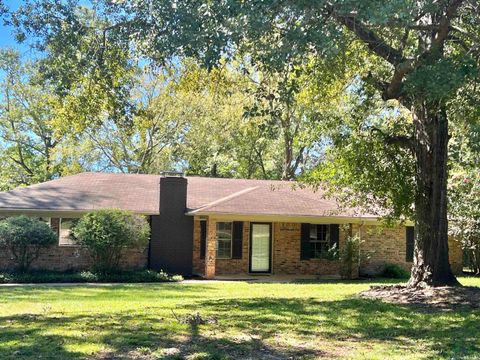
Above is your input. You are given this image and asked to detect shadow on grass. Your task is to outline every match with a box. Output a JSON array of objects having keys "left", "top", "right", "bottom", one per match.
[
  {"left": 191, "top": 296, "right": 480, "bottom": 358},
  {"left": 0, "top": 310, "right": 324, "bottom": 360},
  {"left": 0, "top": 294, "right": 479, "bottom": 359}
]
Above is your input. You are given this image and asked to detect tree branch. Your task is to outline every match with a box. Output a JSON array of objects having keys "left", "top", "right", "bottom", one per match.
[
  {"left": 327, "top": 7, "right": 406, "bottom": 65},
  {"left": 371, "top": 127, "right": 414, "bottom": 151}
]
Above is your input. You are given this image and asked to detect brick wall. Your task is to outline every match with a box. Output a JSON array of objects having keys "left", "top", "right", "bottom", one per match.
[
  {"left": 0, "top": 246, "right": 148, "bottom": 271},
  {"left": 191, "top": 219, "right": 464, "bottom": 277},
  {"left": 272, "top": 222, "right": 347, "bottom": 275},
  {"left": 216, "top": 222, "right": 249, "bottom": 275},
  {"left": 0, "top": 217, "right": 148, "bottom": 271},
  {"left": 356, "top": 224, "right": 463, "bottom": 276},
  {"left": 192, "top": 219, "right": 205, "bottom": 275},
  {"left": 192, "top": 219, "right": 250, "bottom": 276}
]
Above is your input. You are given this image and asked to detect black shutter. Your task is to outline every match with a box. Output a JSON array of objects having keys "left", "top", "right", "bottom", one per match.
[
  {"left": 329, "top": 224, "right": 339, "bottom": 248},
  {"left": 300, "top": 223, "right": 311, "bottom": 260},
  {"left": 232, "top": 221, "right": 244, "bottom": 259},
  {"left": 406, "top": 226, "right": 414, "bottom": 262},
  {"left": 200, "top": 220, "right": 207, "bottom": 259}
]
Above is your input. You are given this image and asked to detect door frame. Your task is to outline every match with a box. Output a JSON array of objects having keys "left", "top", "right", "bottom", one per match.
[{"left": 249, "top": 222, "right": 273, "bottom": 274}]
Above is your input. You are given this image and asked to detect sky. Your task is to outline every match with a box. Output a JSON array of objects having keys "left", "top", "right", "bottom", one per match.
[
  {"left": 0, "top": 0, "right": 46, "bottom": 59},
  {"left": 0, "top": 0, "right": 21, "bottom": 48}
]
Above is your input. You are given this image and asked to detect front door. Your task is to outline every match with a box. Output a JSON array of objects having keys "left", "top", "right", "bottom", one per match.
[{"left": 249, "top": 223, "right": 272, "bottom": 273}]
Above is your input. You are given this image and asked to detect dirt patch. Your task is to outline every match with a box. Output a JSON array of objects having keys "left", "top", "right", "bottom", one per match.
[{"left": 359, "top": 285, "right": 480, "bottom": 311}]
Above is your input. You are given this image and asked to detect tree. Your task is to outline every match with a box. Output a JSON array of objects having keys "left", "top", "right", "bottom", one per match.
[
  {"left": 0, "top": 216, "right": 57, "bottom": 272},
  {"left": 245, "top": 60, "right": 330, "bottom": 180},
  {"left": 0, "top": 50, "right": 62, "bottom": 189},
  {"left": 8, "top": 0, "right": 480, "bottom": 286},
  {"left": 73, "top": 209, "right": 150, "bottom": 273}
]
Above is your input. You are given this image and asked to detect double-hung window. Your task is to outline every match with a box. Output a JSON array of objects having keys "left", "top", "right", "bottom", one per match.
[
  {"left": 216, "top": 222, "right": 232, "bottom": 259},
  {"left": 310, "top": 224, "right": 330, "bottom": 259}
]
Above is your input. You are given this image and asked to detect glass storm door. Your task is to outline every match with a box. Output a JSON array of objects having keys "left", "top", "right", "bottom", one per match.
[{"left": 250, "top": 223, "right": 272, "bottom": 273}]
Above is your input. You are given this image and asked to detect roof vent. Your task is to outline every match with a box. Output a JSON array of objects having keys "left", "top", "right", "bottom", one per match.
[{"left": 160, "top": 171, "right": 185, "bottom": 178}]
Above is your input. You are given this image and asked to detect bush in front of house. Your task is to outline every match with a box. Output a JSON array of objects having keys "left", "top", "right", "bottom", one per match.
[
  {"left": 73, "top": 209, "right": 150, "bottom": 273},
  {"left": 339, "top": 235, "right": 361, "bottom": 279},
  {"left": 381, "top": 263, "right": 410, "bottom": 279},
  {"left": 0, "top": 269, "right": 183, "bottom": 284},
  {"left": 0, "top": 216, "right": 57, "bottom": 272}
]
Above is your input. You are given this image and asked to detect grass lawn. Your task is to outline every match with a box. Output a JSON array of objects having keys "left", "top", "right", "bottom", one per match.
[{"left": 0, "top": 277, "right": 479, "bottom": 359}]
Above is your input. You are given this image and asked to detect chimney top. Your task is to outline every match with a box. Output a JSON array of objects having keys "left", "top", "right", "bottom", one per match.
[{"left": 160, "top": 171, "right": 185, "bottom": 178}]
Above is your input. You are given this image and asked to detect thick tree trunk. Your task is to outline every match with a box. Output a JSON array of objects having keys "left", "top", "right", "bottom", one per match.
[{"left": 408, "top": 104, "right": 460, "bottom": 287}]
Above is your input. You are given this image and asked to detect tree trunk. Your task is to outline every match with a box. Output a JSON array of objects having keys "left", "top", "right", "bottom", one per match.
[{"left": 408, "top": 104, "right": 460, "bottom": 287}]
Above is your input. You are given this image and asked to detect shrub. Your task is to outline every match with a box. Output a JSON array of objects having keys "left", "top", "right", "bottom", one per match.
[
  {"left": 0, "top": 216, "right": 57, "bottom": 272},
  {"left": 339, "top": 235, "right": 361, "bottom": 279},
  {"left": 381, "top": 263, "right": 410, "bottom": 279},
  {"left": 73, "top": 209, "right": 150, "bottom": 273},
  {"left": 0, "top": 269, "right": 183, "bottom": 284}
]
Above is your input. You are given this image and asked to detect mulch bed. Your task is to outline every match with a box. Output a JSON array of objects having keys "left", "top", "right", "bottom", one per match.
[{"left": 359, "top": 284, "right": 480, "bottom": 311}]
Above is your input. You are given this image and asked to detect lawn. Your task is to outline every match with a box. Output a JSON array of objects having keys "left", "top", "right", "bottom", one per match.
[{"left": 0, "top": 278, "right": 479, "bottom": 360}]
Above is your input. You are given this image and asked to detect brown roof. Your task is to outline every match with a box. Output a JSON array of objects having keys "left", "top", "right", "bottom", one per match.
[{"left": 0, "top": 172, "right": 377, "bottom": 218}]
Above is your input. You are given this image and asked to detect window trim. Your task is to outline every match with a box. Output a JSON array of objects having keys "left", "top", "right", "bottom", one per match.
[{"left": 216, "top": 221, "right": 233, "bottom": 259}]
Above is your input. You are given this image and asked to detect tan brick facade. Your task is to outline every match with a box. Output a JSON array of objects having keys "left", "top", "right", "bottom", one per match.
[
  {"left": 0, "top": 217, "right": 148, "bottom": 272},
  {"left": 192, "top": 217, "right": 464, "bottom": 277},
  {"left": 0, "top": 245, "right": 148, "bottom": 271},
  {"left": 355, "top": 224, "right": 463, "bottom": 276}
]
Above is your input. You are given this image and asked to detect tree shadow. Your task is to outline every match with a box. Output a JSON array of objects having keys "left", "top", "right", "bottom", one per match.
[
  {"left": 0, "top": 310, "right": 325, "bottom": 359},
  {"left": 1, "top": 288, "right": 479, "bottom": 359},
  {"left": 191, "top": 296, "right": 480, "bottom": 358}
]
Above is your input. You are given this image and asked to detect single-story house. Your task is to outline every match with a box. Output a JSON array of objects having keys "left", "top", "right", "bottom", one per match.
[{"left": 0, "top": 172, "right": 463, "bottom": 278}]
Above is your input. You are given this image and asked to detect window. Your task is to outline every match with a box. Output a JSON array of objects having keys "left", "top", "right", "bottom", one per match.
[
  {"left": 59, "top": 218, "right": 78, "bottom": 246},
  {"left": 310, "top": 224, "right": 330, "bottom": 259},
  {"left": 216, "top": 222, "right": 232, "bottom": 259},
  {"left": 36, "top": 217, "right": 51, "bottom": 225}
]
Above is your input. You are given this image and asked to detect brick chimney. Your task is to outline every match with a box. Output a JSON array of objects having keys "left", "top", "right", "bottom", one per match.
[{"left": 149, "top": 174, "right": 193, "bottom": 275}]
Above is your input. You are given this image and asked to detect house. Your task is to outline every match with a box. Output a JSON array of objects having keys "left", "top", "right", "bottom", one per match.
[{"left": 0, "top": 172, "right": 463, "bottom": 278}]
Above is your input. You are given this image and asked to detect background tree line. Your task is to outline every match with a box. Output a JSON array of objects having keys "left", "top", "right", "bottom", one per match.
[{"left": 0, "top": 49, "right": 335, "bottom": 189}]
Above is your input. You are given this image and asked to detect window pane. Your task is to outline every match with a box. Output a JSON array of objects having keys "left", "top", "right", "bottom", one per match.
[
  {"left": 318, "top": 225, "right": 328, "bottom": 241},
  {"left": 59, "top": 218, "right": 78, "bottom": 246},
  {"left": 216, "top": 222, "right": 232, "bottom": 258},
  {"left": 309, "top": 224, "right": 317, "bottom": 241}
]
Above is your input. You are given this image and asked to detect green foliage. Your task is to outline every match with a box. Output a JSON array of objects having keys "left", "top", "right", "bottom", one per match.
[
  {"left": 308, "top": 90, "right": 416, "bottom": 219},
  {"left": 339, "top": 235, "right": 362, "bottom": 280},
  {"left": 381, "top": 264, "right": 410, "bottom": 279},
  {"left": 73, "top": 209, "right": 150, "bottom": 273},
  {"left": 0, "top": 216, "right": 57, "bottom": 272},
  {"left": 0, "top": 269, "right": 182, "bottom": 284},
  {"left": 449, "top": 171, "right": 480, "bottom": 275}
]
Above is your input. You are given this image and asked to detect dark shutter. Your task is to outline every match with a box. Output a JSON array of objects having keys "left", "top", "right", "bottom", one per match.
[
  {"left": 300, "top": 223, "right": 311, "bottom": 260},
  {"left": 329, "top": 224, "right": 339, "bottom": 248},
  {"left": 232, "top": 221, "right": 244, "bottom": 259},
  {"left": 200, "top": 220, "right": 207, "bottom": 259},
  {"left": 406, "top": 226, "right": 414, "bottom": 262}
]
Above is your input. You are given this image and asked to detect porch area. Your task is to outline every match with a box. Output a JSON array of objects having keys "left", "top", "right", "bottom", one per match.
[{"left": 192, "top": 217, "right": 346, "bottom": 279}]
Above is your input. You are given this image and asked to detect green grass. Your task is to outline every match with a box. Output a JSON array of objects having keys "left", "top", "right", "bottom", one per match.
[{"left": 0, "top": 277, "right": 479, "bottom": 359}]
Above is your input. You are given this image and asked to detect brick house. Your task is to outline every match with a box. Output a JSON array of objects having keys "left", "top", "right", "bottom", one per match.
[{"left": 0, "top": 172, "right": 463, "bottom": 278}]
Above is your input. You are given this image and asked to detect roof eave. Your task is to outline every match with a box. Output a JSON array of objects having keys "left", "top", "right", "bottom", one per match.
[{"left": 185, "top": 210, "right": 400, "bottom": 225}]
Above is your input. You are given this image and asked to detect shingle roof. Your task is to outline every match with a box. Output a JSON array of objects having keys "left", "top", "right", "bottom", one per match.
[{"left": 0, "top": 172, "right": 377, "bottom": 218}]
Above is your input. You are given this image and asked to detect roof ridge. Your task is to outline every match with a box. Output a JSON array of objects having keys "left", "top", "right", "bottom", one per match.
[{"left": 188, "top": 186, "right": 259, "bottom": 214}]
